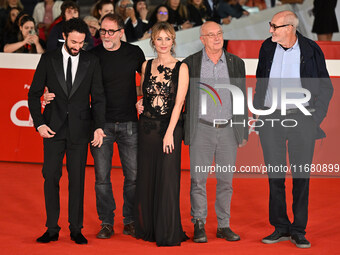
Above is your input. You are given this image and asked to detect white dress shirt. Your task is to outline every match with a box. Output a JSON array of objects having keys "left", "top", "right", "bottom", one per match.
[{"left": 61, "top": 44, "right": 79, "bottom": 84}]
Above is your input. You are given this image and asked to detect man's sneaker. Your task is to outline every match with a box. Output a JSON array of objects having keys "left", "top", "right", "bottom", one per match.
[
  {"left": 262, "top": 230, "right": 290, "bottom": 244},
  {"left": 193, "top": 219, "right": 207, "bottom": 243},
  {"left": 96, "top": 224, "right": 114, "bottom": 239},
  {"left": 290, "top": 234, "right": 311, "bottom": 248}
]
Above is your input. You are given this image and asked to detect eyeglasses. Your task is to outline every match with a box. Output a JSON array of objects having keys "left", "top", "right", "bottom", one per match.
[
  {"left": 269, "top": 22, "right": 292, "bottom": 31},
  {"left": 158, "top": 11, "right": 168, "bottom": 15},
  {"left": 99, "top": 28, "right": 121, "bottom": 36},
  {"left": 201, "top": 31, "right": 223, "bottom": 38}
]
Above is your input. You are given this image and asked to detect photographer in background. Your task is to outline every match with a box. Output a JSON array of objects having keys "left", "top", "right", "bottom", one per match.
[
  {"left": 4, "top": 14, "right": 45, "bottom": 53},
  {"left": 116, "top": 0, "right": 144, "bottom": 42}
]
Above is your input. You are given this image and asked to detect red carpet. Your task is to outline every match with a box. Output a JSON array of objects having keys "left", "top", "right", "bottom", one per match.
[{"left": 0, "top": 162, "right": 339, "bottom": 254}]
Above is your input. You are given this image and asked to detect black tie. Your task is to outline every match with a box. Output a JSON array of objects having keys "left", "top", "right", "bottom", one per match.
[
  {"left": 271, "top": 0, "right": 275, "bottom": 7},
  {"left": 66, "top": 57, "right": 72, "bottom": 95}
]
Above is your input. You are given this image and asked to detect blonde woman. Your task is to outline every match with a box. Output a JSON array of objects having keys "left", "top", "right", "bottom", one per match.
[{"left": 135, "top": 22, "right": 189, "bottom": 246}]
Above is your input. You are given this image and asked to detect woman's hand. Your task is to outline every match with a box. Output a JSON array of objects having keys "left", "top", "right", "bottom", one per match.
[
  {"left": 23, "top": 35, "right": 33, "bottom": 45},
  {"left": 163, "top": 131, "right": 174, "bottom": 154},
  {"left": 136, "top": 98, "right": 144, "bottom": 114},
  {"left": 31, "top": 34, "right": 40, "bottom": 45}
]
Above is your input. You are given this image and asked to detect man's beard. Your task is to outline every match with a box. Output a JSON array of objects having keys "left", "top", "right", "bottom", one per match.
[
  {"left": 103, "top": 40, "right": 116, "bottom": 50},
  {"left": 65, "top": 39, "right": 80, "bottom": 56}
]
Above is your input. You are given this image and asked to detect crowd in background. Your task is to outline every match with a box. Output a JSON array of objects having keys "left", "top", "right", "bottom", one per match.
[{"left": 0, "top": 0, "right": 338, "bottom": 54}]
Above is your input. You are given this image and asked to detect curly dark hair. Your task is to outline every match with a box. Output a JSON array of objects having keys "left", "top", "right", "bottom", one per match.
[{"left": 62, "top": 18, "right": 89, "bottom": 37}]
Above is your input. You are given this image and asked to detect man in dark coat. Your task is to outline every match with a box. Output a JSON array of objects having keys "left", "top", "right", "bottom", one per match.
[{"left": 254, "top": 10, "right": 333, "bottom": 249}]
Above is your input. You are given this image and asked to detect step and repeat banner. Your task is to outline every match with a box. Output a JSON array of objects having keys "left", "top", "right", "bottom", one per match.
[{"left": 0, "top": 41, "right": 339, "bottom": 171}]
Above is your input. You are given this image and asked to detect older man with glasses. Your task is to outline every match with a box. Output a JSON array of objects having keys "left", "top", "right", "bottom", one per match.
[
  {"left": 254, "top": 10, "right": 333, "bottom": 248},
  {"left": 183, "top": 21, "right": 248, "bottom": 243}
]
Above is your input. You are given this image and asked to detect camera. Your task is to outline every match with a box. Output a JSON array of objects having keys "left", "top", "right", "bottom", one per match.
[{"left": 29, "top": 29, "right": 36, "bottom": 35}]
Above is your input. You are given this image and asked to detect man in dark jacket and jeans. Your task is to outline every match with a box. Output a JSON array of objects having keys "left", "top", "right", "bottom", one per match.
[{"left": 254, "top": 10, "right": 333, "bottom": 249}]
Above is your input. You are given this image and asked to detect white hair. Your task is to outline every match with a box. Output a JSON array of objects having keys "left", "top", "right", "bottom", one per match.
[{"left": 118, "top": 0, "right": 134, "bottom": 6}]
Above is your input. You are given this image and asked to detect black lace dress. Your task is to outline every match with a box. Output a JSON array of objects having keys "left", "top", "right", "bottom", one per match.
[{"left": 135, "top": 59, "right": 188, "bottom": 246}]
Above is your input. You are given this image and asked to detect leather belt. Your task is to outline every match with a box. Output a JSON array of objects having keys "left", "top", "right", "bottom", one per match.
[{"left": 199, "top": 119, "right": 231, "bottom": 128}]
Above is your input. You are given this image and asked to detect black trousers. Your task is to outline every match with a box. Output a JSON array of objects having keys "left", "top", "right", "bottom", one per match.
[
  {"left": 42, "top": 123, "right": 88, "bottom": 234},
  {"left": 259, "top": 112, "right": 316, "bottom": 235}
]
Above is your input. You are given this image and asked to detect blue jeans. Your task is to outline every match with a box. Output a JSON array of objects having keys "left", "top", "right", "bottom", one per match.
[{"left": 90, "top": 122, "right": 138, "bottom": 226}]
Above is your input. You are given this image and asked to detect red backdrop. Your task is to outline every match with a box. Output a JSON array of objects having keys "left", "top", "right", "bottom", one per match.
[{"left": 0, "top": 41, "right": 339, "bottom": 170}]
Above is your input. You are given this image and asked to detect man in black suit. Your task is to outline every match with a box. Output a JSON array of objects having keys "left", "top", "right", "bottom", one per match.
[{"left": 28, "top": 18, "right": 106, "bottom": 245}]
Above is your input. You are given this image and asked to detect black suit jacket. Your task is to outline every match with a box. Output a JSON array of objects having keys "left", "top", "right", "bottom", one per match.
[{"left": 28, "top": 47, "right": 106, "bottom": 143}]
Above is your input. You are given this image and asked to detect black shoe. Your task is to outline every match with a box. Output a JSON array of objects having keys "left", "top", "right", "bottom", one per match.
[
  {"left": 193, "top": 219, "right": 207, "bottom": 243},
  {"left": 96, "top": 224, "right": 114, "bottom": 239},
  {"left": 290, "top": 234, "right": 311, "bottom": 248},
  {"left": 70, "top": 232, "right": 88, "bottom": 244},
  {"left": 262, "top": 230, "right": 290, "bottom": 244},
  {"left": 123, "top": 223, "right": 136, "bottom": 237},
  {"left": 36, "top": 231, "right": 59, "bottom": 243},
  {"left": 216, "top": 227, "right": 240, "bottom": 241}
]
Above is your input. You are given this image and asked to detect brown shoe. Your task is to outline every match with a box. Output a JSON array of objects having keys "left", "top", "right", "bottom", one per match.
[
  {"left": 96, "top": 224, "right": 114, "bottom": 239},
  {"left": 216, "top": 227, "right": 240, "bottom": 241},
  {"left": 123, "top": 223, "right": 135, "bottom": 237}
]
